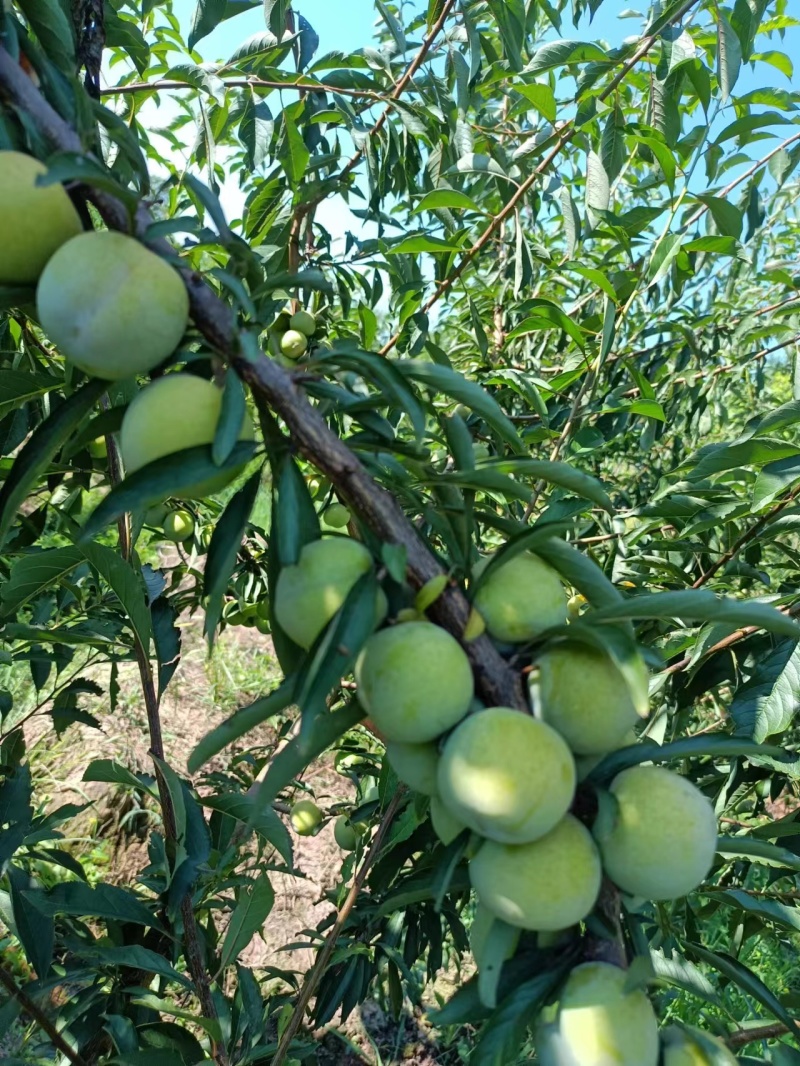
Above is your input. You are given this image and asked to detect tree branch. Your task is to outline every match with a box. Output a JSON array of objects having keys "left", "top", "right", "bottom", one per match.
[
  {"left": 727, "top": 1020, "right": 800, "bottom": 1050},
  {"left": 0, "top": 42, "right": 524, "bottom": 714},
  {"left": 0, "top": 962, "right": 89, "bottom": 1066}
]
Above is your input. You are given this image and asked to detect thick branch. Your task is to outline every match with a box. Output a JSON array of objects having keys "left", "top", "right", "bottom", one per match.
[
  {"left": 0, "top": 43, "right": 524, "bottom": 715},
  {"left": 727, "top": 1021, "right": 800, "bottom": 1050}
]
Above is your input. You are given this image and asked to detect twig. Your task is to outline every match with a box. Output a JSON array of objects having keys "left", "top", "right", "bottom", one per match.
[
  {"left": 271, "top": 790, "right": 406, "bottom": 1066},
  {"left": 727, "top": 1020, "right": 800, "bottom": 1049},
  {"left": 0, "top": 962, "right": 89, "bottom": 1066}
]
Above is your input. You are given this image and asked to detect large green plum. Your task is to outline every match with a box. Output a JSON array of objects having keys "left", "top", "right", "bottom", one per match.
[
  {"left": 280, "top": 329, "right": 308, "bottom": 359},
  {"left": 537, "top": 642, "right": 647, "bottom": 755},
  {"left": 334, "top": 816, "right": 359, "bottom": 850},
  {"left": 275, "top": 537, "right": 378, "bottom": 649},
  {"left": 469, "top": 815, "right": 601, "bottom": 931},
  {"left": 355, "top": 622, "right": 473, "bottom": 743},
  {"left": 536, "top": 962, "right": 659, "bottom": 1066},
  {"left": 437, "top": 707, "right": 575, "bottom": 843},
  {"left": 661, "top": 1026, "right": 738, "bottom": 1065},
  {"left": 290, "top": 310, "right": 317, "bottom": 336},
  {"left": 290, "top": 799, "right": 322, "bottom": 836},
  {"left": 119, "top": 374, "right": 255, "bottom": 499},
  {"left": 0, "top": 151, "right": 82, "bottom": 284},
  {"left": 37, "top": 231, "right": 189, "bottom": 380},
  {"left": 385, "top": 740, "right": 440, "bottom": 795},
  {"left": 473, "top": 552, "right": 568, "bottom": 643},
  {"left": 594, "top": 765, "right": 717, "bottom": 900}
]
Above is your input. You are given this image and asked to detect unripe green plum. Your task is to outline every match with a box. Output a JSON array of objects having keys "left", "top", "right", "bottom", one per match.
[
  {"left": 537, "top": 642, "right": 646, "bottom": 755},
  {"left": 324, "top": 502, "right": 351, "bottom": 528},
  {"left": 386, "top": 740, "right": 440, "bottom": 795},
  {"left": 290, "top": 310, "right": 317, "bottom": 336},
  {"left": 469, "top": 815, "right": 601, "bottom": 931},
  {"left": 274, "top": 537, "right": 378, "bottom": 649},
  {"left": 119, "top": 374, "right": 255, "bottom": 499},
  {"left": 37, "top": 231, "right": 189, "bottom": 380},
  {"left": 536, "top": 962, "right": 659, "bottom": 1066},
  {"left": 661, "top": 1025, "right": 738, "bottom": 1066},
  {"left": 290, "top": 799, "right": 323, "bottom": 836},
  {"left": 473, "top": 552, "right": 568, "bottom": 644},
  {"left": 162, "top": 509, "right": 195, "bottom": 542},
  {"left": 355, "top": 622, "right": 474, "bottom": 744},
  {"left": 0, "top": 151, "right": 82, "bottom": 284},
  {"left": 334, "top": 816, "right": 359, "bottom": 850},
  {"left": 437, "top": 707, "right": 575, "bottom": 844},
  {"left": 594, "top": 765, "right": 717, "bottom": 900},
  {"left": 88, "top": 437, "right": 108, "bottom": 461},
  {"left": 280, "top": 329, "right": 308, "bottom": 359},
  {"left": 144, "top": 503, "right": 170, "bottom": 527},
  {"left": 430, "top": 796, "right": 467, "bottom": 845}
]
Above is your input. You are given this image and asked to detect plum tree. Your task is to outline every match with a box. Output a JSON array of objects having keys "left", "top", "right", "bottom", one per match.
[
  {"left": 430, "top": 796, "right": 467, "bottom": 845},
  {"left": 0, "top": 151, "right": 82, "bottom": 284},
  {"left": 536, "top": 962, "right": 659, "bottom": 1066},
  {"left": 290, "top": 800, "right": 322, "bottom": 836},
  {"left": 593, "top": 766, "right": 718, "bottom": 900},
  {"left": 323, "top": 503, "right": 351, "bottom": 528},
  {"left": 355, "top": 621, "right": 474, "bottom": 743},
  {"left": 290, "top": 310, "right": 317, "bottom": 336},
  {"left": 469, "top": 815, "right": 601, "bottom": 931},
  {"left": 280, "top": 329, "right": 309, "bottom": 359},
  {"left": 162, "top": 510, "right": 195, "bottom": 543},
  {"left": 473, "top": 552, "right": 568, "bottom": 643},
  {"left": 333, "top": 816, "right": 359, "bottom": 850},
  {"left": 37, "top": 231, "right": 189, "bottom": 380},
  {"left": 119, "top": 374, "right": 255, "bottom": 498},
  {"left": 274, "top": 537, "right": 381, "bottom": 649},
  {"left": 437, "top": 707, "right": 575, "bottom": 843},
  {"left": 661, "top": 1025, "right": 738, "bottom": 1065},
  {"left": 536, "top": 642, "right": 646, "bottom": 755},
  {"left": 385, "top": 740, "right": 440, "bottom": 795}
]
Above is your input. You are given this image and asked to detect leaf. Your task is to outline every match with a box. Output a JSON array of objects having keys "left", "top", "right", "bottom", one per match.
[
  {"left": 213, "top": 372, "right": 247, "bottom": 467},
  {"left": 716, "top": 835, "right": 800, "bottom": 873},
  {"left": 152, "top": 597, "right": 182, "bottom": 700},
  {"left": 188, "top": 0, "right": 227, "bottom": 49},
  {"left": 730, "top": 639, "right": 800, "bottom": 742},
  {"left": 202, "top": 793, "right": 292, "bottom": 865},
  {"left": 710, "top": 889, "right": 800, "bottom": 935},
  {"left": 386, "top": 235, "right": 464, "bottom": 254},
  {"left": 0, "top": 379, "right": 106, "bottom": 549},
  {"left": 0, "top": 369, "right": 62, "bottom": 415},
  {"left": 516, "top": 83, "right": 557, "bottom": 124},
  {"left": 396, "top": 361, "right": 522, "bottom": 449},
  {"left": 279, "top": 112, "right": 310, "bottom": 187},
  {"left": 588, "top": 735, "right": 788, "bottom": 784},
  {"left": 0, "top": 547, "right": 84, "bottom": 616},
  {"left": 25, "top": 882, "right": 161, "bottom": 928},
  {"left": 753, "top": 454, "right": 800, "bottom": 509},
  {"left": 80, "top": 442, "right": 257, "bottom": 539},
  {"left": 264, "top": 0, "right": 289, "bottom": 39},
  {"left": 685, "top": 943, "right": 799, "bottom": 1036},
  {"left": 471, "top": 968, "right": 566, "bottom": 1066},
  {"left": 71, "top": 944, "right": 191, "bottom": 988},
  {"left": 717, "top": 9, "right": 742, "bottom": 102},
  {"left": 696, "top": 195, "right": 743, "bottom": 239},
  {"left": 240, "top": 90, "right": 274, "bottom": 171},
  {"left": 8, "top": 867, "right": 53, "bottom": 978},
  {"left": 482, "top": 459, "right": 613, "bottom": 512},
  {"left": 586, "top": 150, "right": 610, "bottom": 215},
  {"left": 587, "top": 591, "right": 800, "bottom": 639},
  {"left": 78, "top": 542, "right": 152, "bottom": 652},
  {"left": 525, "top": 39, "right": 609, "bottom": 76},
  {"left": 83, "top": 759, "right": 156, "bottom": 795},
  {"left": 204, "top": 470, "right": 262, "bottom": 641},
  {"left": 414, "top": 190, "right": 483, "bottom": 214},
  {"left": 16, "top": 0, "right": 75, "bottom": 73},
  {"left": 219, "top": 873, "right": 275, "bottom": 970},
  {"left": 188, "top": 679, "right": 297, "bottom": 773}
]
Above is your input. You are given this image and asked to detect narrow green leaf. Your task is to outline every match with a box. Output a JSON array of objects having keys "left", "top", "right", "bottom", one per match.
[
  {"left": 188, "top": 679, "right": 297, "bottom": 773},
  {"left": 220, "top": 873, "right": 275, "bottom": 970},
  {"left": 588, "top": 591, "right": 800, "bottom": 639},
  {"left": 589, "top": 735, "right": 788, "bottom": 784}
]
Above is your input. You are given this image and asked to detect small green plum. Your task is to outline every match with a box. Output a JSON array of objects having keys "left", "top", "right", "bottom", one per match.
[
  {"left": 289, "top": 309, "right": 317, "bottom": 336},
  {"left": 334, "top": 816, "right": 359, "bottom": 851},
  {"left": 162, "top": 510, "right": 195, "bottom": 542},
  {"left": 469, "top": 815, "right": 601, "bottom": 932},
  {"left": 355, "top": 622, "right": 474, "bottom": 744},
  {"left": 280, "top": 329, "right": 309, "bottom": 359},
  {"left": 88, "top": 437, "right": 108, "bottom": 461},
  {"left": 661, "top": 1025, "right": 738, "bottom": 1066},
  {"left": 473, "top": 552, "right": 568, "bottom": 644},
  {"left": 386, "top": 741, "right": 440, "bottom": 795},
  {"left": 537, "top": 642, "right": 647, "bottom": 755},
  {"left": 120, "top": 374, "right": 255, "bottom": 499},
  {"left": 37, "top": 231, "right": 189, "bottom": 380},
  {"left": 0, "top": 151, "right": 82, "bottom": 284},
  {"left": 274, "top": 537, "right": 378, "bottom": 649},
  {"left": 290, "top": 799, "right": 323, "bottom": 836},
  {"left": 593, "top": 765, "right": 718, "bottom": 901},
  {"left": 323, "top": 503, "right": 351, "bottom": 528},
  {"left": 536, "top": 962, "right": 659, "bottom": 1066},
  {"left": 437, "top": 708, "right": 575, "bottom": 844}
]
